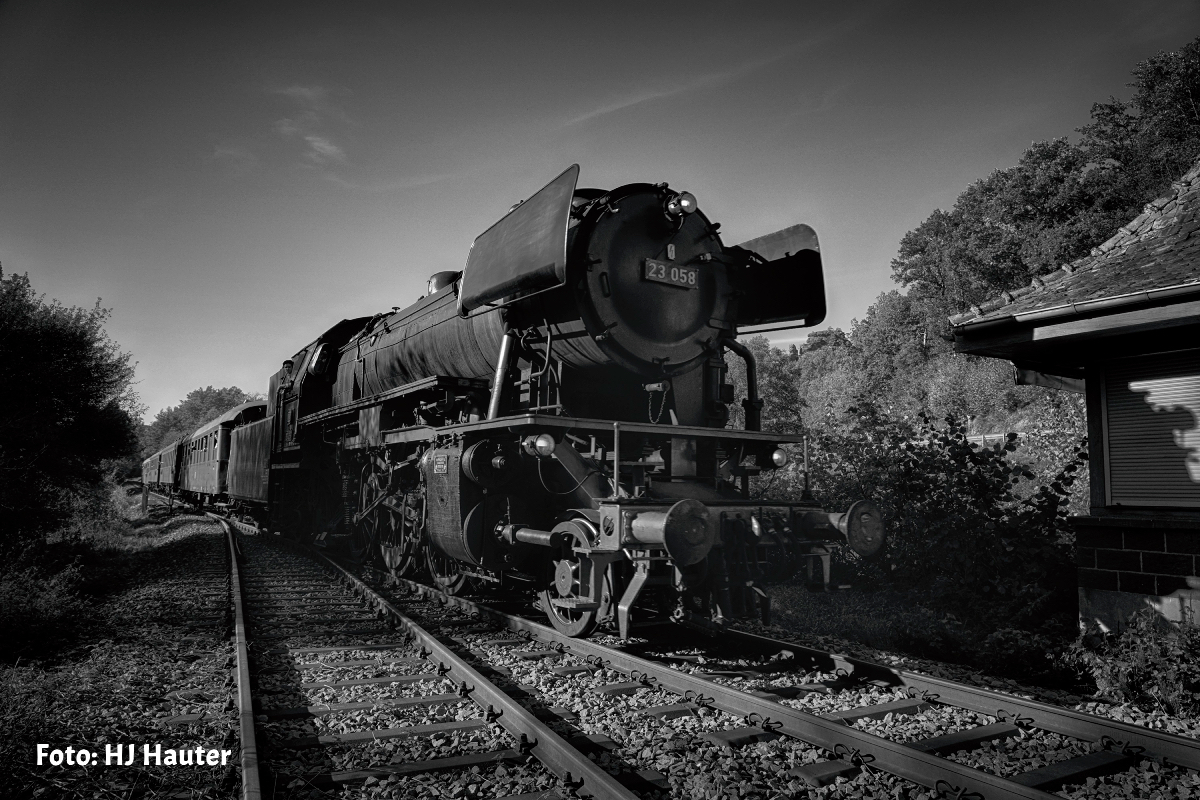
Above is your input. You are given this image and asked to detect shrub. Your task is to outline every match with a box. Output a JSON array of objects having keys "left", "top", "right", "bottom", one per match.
[
  {"left": 0, "top": 269, "right": 141, "bottom": 558},
  {"left": 977, "top": 628, "right": 1080, "bottom": 687},
  {"left": 0, "top": 481, "right": 144, "bottom": 661},
  {"left": 1070, "top": 608, "right": 1200, "bottom": 716},
  {"left": 0, "top": 564, "right": 87, "bottom": 659},
  {"left": 0, "top": 664, "right": 65, "bottom": 797},
  {"left": 762, "top": 406, "right": 1084, "bottom": 632}
]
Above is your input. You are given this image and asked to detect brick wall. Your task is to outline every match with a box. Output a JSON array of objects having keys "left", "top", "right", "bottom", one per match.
[{"left": 1074, "top": 516, "right": 1200, "bottom": 597}]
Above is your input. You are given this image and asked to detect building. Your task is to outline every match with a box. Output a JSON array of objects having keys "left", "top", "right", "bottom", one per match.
[{"left": 950, "top": 159, "right": 1200, "bottom": 630}]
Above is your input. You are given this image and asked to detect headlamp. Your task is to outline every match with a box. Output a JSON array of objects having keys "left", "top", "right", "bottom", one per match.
[
  {"left": 665, "top": 191, "right": 698, "bottom": 217},
  {"left": 524, "top": 433, "right": 557, "bottom": 457}
]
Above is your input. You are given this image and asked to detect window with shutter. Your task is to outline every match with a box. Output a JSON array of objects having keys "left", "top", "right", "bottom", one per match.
[{"left": 1103, "top": 349, "right": 1200, "bottom": 508}]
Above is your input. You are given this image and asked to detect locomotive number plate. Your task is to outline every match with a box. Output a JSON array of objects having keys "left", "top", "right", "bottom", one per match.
[{"left": 645, "top": 259, "right": 698, "bottom": 289}]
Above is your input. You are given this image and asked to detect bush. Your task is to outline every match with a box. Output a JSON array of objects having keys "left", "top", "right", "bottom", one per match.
[
  {"left": 0, "top": 482, "right": 145, "bottom": 661},
  {"left": 762, "top": 406, "right": 1084, "bottom": 632},
  {"left": 0, "top": 664, "right": 66, "bottom": 797},
  {"left": 1070, "top": 608, "right": 1200, "bottom": 716},
  {"left": 0, "top": 565, "right": 87, "bottom": 658},
  {"left": 0, "top": 269, "right": 141, "bottom": 559},
  {"left": 977, "top": 627, "right": 1081, "bottom": 687}
]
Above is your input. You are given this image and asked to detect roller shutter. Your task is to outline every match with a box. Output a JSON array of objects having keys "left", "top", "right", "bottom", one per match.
[{"left": 1104, "top": 349, "right": 1200, "bottom": 508}]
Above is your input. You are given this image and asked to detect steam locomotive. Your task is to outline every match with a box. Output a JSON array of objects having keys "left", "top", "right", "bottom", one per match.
[{"left": 144, "top": 166, "right": 883, "bottom": 638}]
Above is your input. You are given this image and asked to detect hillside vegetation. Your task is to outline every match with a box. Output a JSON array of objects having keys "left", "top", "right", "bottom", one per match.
[{"left": 728, "top": 38, "right": 1200, "bottom": 688}]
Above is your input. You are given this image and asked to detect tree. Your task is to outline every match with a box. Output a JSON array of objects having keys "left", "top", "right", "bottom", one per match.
[
  {"left": 892, "top": 139, "right": 1142, "bottom": 315},
  {"left": 0, "top": 269, "right": 140, "bottom": 554},
  {"left": 1080, "top": 37, "right": 1200, "bottom": 208},
  {"left": 893, "top": 37, "right": 1200, "bottom": 319},
  {"left": 792, "top": 328, "right": 861, "bottom": 428},
  {"left": 725, "top": 335, "right": 804, "bottom": 433},
  {"left": 849, "top": 291, "right": 955, "bottom": 411},
  {"left": 141, "top": 386, "right": 260, "bottom": 457}
]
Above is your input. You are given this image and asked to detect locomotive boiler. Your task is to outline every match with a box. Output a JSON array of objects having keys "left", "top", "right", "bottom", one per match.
[{"left": 197, "top": 165, "right": 884, "bottom": 638}]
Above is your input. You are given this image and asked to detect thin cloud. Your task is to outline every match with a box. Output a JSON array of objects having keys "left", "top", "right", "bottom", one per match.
[
  {"left": 273, "top": 118, "right": 300, "bottom": 137},
  {"left": 304, "top": 135, "right": 346, "bottom": 164},
  {"left": 271, "top": 84, "right": 352, "bottom": 166},
  {"left": 277, "top": 85, "right": 329, "bottom": 106},
  {"left": 210, "top": 144, "right": 259, "bottom": 175},
  {"left": 564, "top": 46, "right": 799, "bottom": 126},
  {"left": 324, "top": 171, "right": 456, "bottom": 193},
  {"left": 564, "top": 12, "right": 874, "bottom": 127},
  {"left": 565, "top": 87, "right": 681, "bottom": 126}
]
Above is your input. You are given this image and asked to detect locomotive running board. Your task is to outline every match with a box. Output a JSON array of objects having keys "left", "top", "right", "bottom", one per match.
[{"left": 440, "top": 412, "right": 807, "bottom": 444}]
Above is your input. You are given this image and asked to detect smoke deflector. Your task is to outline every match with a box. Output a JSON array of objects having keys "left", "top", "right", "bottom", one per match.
[{"left": 457, "top": 165, "right": 579, "bottom": 315}]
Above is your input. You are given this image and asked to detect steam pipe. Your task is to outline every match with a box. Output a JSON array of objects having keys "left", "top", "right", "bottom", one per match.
[
  {"left": 725, "top": 339, "right": 762, "bottom": 432},
  {"left": 487, "top": 330, "right": 516, "bottom": 420},
  {"left": 611, "top": 421, "right": 621, "bottom": 498}
]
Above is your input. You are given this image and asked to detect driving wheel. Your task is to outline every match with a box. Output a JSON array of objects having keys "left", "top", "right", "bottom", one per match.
[
  {"left": 426, "top": 545, "right": 470, "bottom": 595},
  {"left": 380, "top": 489, "right": 424, "bottom": 577}
]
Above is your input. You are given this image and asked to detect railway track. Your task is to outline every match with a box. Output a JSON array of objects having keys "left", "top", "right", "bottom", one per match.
[
  {"left": 215, "top": 515, "right": 638, "bottom": 800},
  {"left": 353, "top": 565, "right": 1200, "bottom": 799},
  {"left": 212, "top": 518, "right": 1200, "bottom": 799}
]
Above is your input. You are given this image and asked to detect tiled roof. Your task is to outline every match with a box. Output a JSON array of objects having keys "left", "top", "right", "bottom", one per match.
[{"left": 949, "top": 157, "right": 1200, "bottom": 328}]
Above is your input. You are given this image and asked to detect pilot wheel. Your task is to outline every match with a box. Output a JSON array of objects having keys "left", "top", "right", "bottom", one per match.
[{"left": 538, "top": 519, "right": 610, "bottom": 637}]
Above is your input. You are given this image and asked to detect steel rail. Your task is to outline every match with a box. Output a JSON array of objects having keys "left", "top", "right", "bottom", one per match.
[
  {"left": 217, "top": 517, "right": 263, "bottom": 800},
  {"left": 391, "top": 577, "right": 1078, "bottom": 800},
  {"left": 279, "top": 542, "right": 640, "bottom": 800},
  {"left": 714, "top": 625, "right": 1200, "bottom": 770},
  {"left": 220, "top": 520, "right": 1200, "bottom": 791}
]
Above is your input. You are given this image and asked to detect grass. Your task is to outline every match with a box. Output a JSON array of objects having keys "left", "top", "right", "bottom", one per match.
[
  {"left": 0, "top": 483, "right": 210, "bottom": 664},
  {"left": 0, "top": 489, "right": 232, "bottom": 800}
]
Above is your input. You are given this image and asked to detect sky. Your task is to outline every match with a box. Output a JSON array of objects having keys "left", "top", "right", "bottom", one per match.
[{"left": 1, "top": 1, "right": 1197, "bottom": 421}]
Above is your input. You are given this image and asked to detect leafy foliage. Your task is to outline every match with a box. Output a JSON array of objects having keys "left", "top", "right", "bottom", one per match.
[
  {"left": 732, "top": 39, "right": 1200, "bottom": 644},
  {"left": 815, "top": 411, "right": 1084, "bottom": 627},
  {"left": 0, "top": 564, "right": 87, "bottom": 657},
  {"left": 724, "top": 335, "right": 804, "bottom": 433},
  {"left": 752, "top": 398, "right": 1086, "bottom": 638},
  {"left": 140, "top": 385, "right": 260, "bottom": 457},
  {"left": 894, "top": 37, "right": 1200, "bottom": 315},
  {"left": 1080, "top": 38, "right": 1200, "bottom": 214},
  {"left": 1070, "top": 608, "right": 1200, "bottom": 716},
  {"left": 0, "top": 269, "right": 141, "bottom": 556}
]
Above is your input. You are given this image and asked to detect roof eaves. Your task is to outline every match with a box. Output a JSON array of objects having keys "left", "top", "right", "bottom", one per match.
[
  {"left": 948, "top": 156, "right": 1200, "bottom": 329},
  {"left": 953, "top": 279, "right": 1200, "bottom": 336}
]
